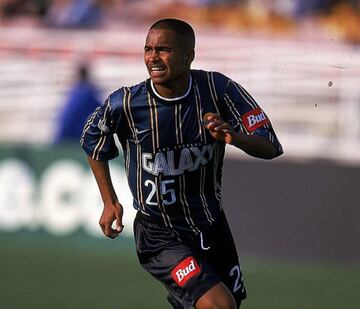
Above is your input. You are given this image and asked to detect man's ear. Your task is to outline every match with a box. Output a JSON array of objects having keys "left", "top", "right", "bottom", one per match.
[{"left": 184, "top": 50, "right": 195, "bottom": 66}]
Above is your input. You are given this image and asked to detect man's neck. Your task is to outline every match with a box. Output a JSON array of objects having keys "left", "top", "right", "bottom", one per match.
[{"left": 152, "top": 75, "right": 191, "bottom": 99}]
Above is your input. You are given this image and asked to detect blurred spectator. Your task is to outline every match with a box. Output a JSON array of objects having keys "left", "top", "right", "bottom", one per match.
[
  {"left": 0, "top": 0, "right": 50, "bottom": 20},
  {"left": 54, "top": 63, "right": 101, "bottom": 144},
  {"left": 45, "top": 0, "right": 104, "bottom": 29}
]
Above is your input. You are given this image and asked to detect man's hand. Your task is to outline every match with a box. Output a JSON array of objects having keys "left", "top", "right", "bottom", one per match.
[
  {"left": 99, "top": 200, "right": 124, "bottom": 239},
  {"left": 203, "top": 113, "right": 235, "bottom": 144},
  {"left": 203, "top": 113, "right": 279, "bottom": 159}
]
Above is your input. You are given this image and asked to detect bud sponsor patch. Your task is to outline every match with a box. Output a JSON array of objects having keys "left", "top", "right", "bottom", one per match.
[
  {"left": 171, "top": 256, "right": 201, "bottom": 287},
  {"left": 242, "top": 108, "right": 269, "bottom": 132}
]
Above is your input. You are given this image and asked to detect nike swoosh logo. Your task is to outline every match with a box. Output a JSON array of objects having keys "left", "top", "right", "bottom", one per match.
[{"left": 135, "top": 128, "right": 152, "bottom": 135}]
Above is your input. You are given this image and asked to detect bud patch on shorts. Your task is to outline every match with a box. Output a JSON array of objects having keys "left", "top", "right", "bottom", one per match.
[
  {"left": 171, "top": 256, "right": 201, "bottom": 287},
  {"left": 242, "top": 108, "right": 269, "bottom": 132}
]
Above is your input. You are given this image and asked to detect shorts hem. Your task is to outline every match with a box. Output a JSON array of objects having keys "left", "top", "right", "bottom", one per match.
[{"left": 189, "top": 278, "right": 221, "bottom": 308}]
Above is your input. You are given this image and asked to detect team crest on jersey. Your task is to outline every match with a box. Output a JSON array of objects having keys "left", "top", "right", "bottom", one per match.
[
  {"left": 98, "top": 118, "right": 109, "bottom": 133},
  {"left": 242, "top": 107, "right": 269, "bottom": 132},
  {"left": 171, "top": 256, "right": 201, "bottom": 287}
]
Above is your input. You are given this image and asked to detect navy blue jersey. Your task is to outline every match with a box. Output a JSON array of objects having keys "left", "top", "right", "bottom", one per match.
[{"left": 81, "top": 70, "right": 283, "bottom": 232}]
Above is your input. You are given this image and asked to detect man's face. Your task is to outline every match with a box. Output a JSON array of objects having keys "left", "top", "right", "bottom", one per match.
[{"left": 144, "top": 28, "right": 192, "bottom": 86}]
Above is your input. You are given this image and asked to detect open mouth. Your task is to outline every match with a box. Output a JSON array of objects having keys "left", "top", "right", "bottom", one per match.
[{"left": 149, "top": 66, "right": 166, "bottom": 77}]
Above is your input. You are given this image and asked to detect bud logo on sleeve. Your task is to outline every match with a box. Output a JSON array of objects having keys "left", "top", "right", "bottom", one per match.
[
  {"left": 171, "top": 256, "right": 201, "bottom": 287},
  {"left": 242, "top": 107, "right": 270, "bottom": 131}
]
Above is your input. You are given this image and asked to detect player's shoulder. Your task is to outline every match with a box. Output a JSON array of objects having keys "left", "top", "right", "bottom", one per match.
[
  {"left": 107, "top": 80, "right": 147, "bottom": 106},
  {"left": 191, "top": 69, "right": 230, "bottom": 88},
  {"left": 191, "top": 69, "right": 231, "bottom": 98}
]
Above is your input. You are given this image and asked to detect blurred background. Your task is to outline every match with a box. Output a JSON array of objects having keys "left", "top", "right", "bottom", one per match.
[{"left": 0, "top": 0, "right": 359, "bottom": 308}]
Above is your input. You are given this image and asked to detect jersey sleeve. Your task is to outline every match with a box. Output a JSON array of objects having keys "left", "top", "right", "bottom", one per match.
[
  {"left": 80, "top": 90, "right": 123, "bottom": 161},
  {"left": 218, "top": 76, "right": 283, "bottom": 156}
]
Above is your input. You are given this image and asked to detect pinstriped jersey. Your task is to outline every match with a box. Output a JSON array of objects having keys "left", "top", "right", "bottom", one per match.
[{"left": 81, "top": 70, "right": 283, "bottom": 232}]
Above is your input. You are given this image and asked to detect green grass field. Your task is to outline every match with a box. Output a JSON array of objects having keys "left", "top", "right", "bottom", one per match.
[{"left": 1, "top": 231, "right": 359, "bottom": 309}]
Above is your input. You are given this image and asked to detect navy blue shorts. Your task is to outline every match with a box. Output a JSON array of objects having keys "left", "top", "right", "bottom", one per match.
[{"left": 133, "top": 210, "right": 247, "bottom": 308}]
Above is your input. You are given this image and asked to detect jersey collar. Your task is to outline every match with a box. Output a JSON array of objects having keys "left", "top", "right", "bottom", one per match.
[{"left": 149, "top": 76, "right": 192, "bottom": 103}]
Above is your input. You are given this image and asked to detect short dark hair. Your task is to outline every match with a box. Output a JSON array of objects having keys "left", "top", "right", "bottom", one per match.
[{"left": 149, "top": 18, "right": 195, "bottom": 50}]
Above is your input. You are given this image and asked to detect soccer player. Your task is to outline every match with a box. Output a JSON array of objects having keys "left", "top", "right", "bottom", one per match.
[{"left": 81, "top": 18, "right": 283, "bottom": 309}]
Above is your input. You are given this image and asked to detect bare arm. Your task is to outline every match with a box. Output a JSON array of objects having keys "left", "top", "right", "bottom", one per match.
[
  {"left": 87, "top": 156, "right": 124, "bottom": 238},
  {"left": 204, "top": 113, "right": 278, "bottom": 160},
  {"left": 229, "top": 132, "right": 278, "bottom": 159}
]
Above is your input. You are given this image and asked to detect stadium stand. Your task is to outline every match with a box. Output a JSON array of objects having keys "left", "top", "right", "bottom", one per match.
[
  {"left": 0, "top": 25, "right": 359, "bottom": 164},
  {"left": 0, "top": 1, "right": 359, "bottom": 164}
]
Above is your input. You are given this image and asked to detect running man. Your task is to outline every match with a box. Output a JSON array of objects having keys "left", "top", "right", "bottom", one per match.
[{"left": 81, "top": 18, "right": 283, "bottom": 309}]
